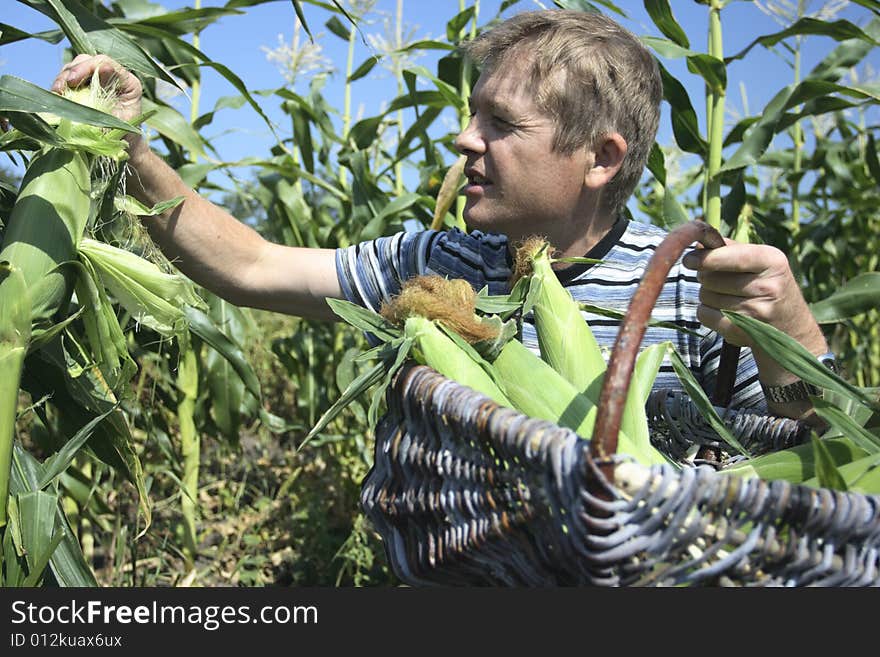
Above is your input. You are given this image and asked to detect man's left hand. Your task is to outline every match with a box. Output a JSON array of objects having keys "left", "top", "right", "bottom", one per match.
[{"left": 682, "top": 238, "right": 828, "bottom": 384}]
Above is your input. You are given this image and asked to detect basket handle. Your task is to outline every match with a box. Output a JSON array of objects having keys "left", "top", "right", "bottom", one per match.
[{"left": 589, "top": 220, "right": 740, "bottom": 474}]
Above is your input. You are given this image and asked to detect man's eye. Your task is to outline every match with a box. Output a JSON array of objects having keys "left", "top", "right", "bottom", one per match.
[{"left": 492, "top": 115, "right": 513, "bottom": 128}]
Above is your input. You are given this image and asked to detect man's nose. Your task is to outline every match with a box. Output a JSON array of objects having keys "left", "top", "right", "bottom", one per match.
[{"left": 454, "top": 116, "right": 485, "bottom": 155}]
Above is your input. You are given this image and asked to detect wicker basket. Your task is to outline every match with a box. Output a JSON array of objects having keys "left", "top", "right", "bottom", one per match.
[{"left": 359, "top": 221, "right": 880, "bottom": 586}]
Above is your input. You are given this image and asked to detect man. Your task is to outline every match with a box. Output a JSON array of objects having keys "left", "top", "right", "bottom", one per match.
[{"left": 51, "top": 9, "right": 830, "bottom": 420}]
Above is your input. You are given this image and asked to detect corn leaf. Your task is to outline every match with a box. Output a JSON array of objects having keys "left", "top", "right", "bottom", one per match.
[
  {"left": 35, "top": 339, "right": 152, "bottom": 538},
  {"left": 810, "top": 272, "right": 880, "bottom": 323},
  {"left": 368, "top": 337, "right": 413, "bottom": 431},
  {"left": 723, "top": 436, "right": 865, "bottom": 483},
  {"left": 15, "top": 490, "right": 58, "bottom": 574},
  {"left": 811, "top": 436, "right": 849, "bottom": 491},
  {"left": 21, "top": 0, "right": 180, "bottom": 88},
  {"left": 723, "top": 310, "right": 879, "bottom": 410},
  {"left": 726, "top": 16, "right": 879, "bottom": 64},
  {"left": 578, "top": 303, "right": 703, "bottom": 338},
  {"left": 810, "top": 397, "right": 880, "bottom": 453},
  {"left": 37, "top": 405, "right": 119, "bottom": 489},
  {"left": 301, "top": 341, "right": 403, "bottom": 449},
  {"left": 0, "top": 75, "right": 136, "bottom": 133},
  {"left": 9, "top": 444, "right": 97, "bottom": 586},
  {"left": 183, "top": 306, "right": 298, "bottom": 433},
  {"left": 203, "top": 295, "right": 249, "bottom": 443},
  {"left": 2, "top": 500, "right": 26, "bottom": 585},
  {"left": 643, "top": 0, "right": 689, "bottom": 48},
  {"left": 657, "top": 61, "right": 707, "bottom": 156},
  {"left": 113, "top": 21, "right": 284, "bottom": 145},
  {"left": 667, "top": 346, "right": 750, "bottom": 457},
  {"left": 141, "top": 99, "right": 207, "bottom": 161},
  {"left": 114, "top": 194, "right": 185, "bottom": 217},
  {"left": 833, "top": 454, "right": 880, "bottom": 494},
  {"left": 22, "top": 530, "right": 65, "bottom": 587},
  {"left": 326, "top": 297, "right": 401, "bottom": 343}
]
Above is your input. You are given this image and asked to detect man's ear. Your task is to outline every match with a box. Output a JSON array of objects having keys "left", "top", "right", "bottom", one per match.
[{"left": 584, "top": 133, "right": 627, "bottom": 189}]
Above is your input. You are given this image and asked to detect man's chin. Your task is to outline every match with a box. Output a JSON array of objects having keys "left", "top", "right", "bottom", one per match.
[{"left": 462, "top": 208, "right": 499, "bottom": 234}]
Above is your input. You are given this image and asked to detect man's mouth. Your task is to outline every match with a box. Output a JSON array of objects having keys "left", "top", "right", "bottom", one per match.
[{"left": 464, "top": 168, "right": 491, "bottom": 188}]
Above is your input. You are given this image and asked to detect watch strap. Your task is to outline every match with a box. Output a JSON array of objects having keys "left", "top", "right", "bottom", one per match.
[{"left": 760, "top": 351, "right": 838, "bottom": 403}]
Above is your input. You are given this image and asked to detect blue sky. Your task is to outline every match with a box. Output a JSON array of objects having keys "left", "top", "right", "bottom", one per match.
[{"left": 2, "top": 0, "right": 878, "bottom": 206}]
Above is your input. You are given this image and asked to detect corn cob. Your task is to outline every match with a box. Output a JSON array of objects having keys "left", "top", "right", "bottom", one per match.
[
  {"left": 78, "top": 237, "right": 204, "bottom": 337},
  {"left": 403, "top": 315, "right": 511, "bottom": 406},
  {"left": 511, "top": 240, "right": 669, "bottom": 466},
  {"left": 0, "top": 149, "right": 91, "bottom": 324},
  {"left": 491, "top": 338, "right": 669, "bottom": 466},
  {"left": 513, "top": 238, "right": 605, "bottom": 394}
]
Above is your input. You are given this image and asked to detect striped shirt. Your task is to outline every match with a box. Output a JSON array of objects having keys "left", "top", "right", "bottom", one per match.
[{"left": 335, "top": 217, "right": 765, "bottom": 411}]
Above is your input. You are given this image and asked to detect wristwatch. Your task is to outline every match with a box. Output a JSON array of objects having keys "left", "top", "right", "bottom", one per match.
[{"left": 760, "top": 351, "right": 839, "bottom": 403}]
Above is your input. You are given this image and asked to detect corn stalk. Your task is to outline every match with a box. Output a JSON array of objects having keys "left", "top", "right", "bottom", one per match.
[{"left": 704, "top": 0, "right": 725, "bottom": 230}]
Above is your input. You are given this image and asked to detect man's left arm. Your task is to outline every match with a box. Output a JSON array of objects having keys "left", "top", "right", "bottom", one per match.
[{"left": 682, "top": 239, "right": 829, "bottom": 422}]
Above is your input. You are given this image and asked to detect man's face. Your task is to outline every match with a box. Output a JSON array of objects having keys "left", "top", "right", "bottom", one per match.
[{"left": 454, "top": 55, "right": 592, "bottom": 244}]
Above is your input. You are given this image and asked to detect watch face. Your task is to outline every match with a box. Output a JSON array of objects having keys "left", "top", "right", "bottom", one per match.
[{"left": 819, "top": 355, "right": 839, "bottom": 374}]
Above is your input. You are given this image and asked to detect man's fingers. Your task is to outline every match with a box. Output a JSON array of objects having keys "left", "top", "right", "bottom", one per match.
[
  {"left": 695, "top": 305, "right": 750, "bottom": 347},
  {"left": 52, "top": 55, "right": 124, "bottom": 93},
  {"left": 696, "top": 270, "right": 783, "bottom": 298},
  {"left": 684, "top": 242, "right": 788, "bottom": 276}
]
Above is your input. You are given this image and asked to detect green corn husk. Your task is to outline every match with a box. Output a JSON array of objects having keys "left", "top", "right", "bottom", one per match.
[
  {"left": 404, "top": 315, "right": 511, "bottom": 407},
  {"left": 492, "top": 338, "right": 669, "bottom": 466},
  {"left": 722, "top": 436, "right": 869, "bottom": 483},
  {"left": 0, "top": 265, "right": 30, "bottom": 528},
  {"left": 515, "top": 239, "right": 606, "bottom": 394},
  {"left": 0, "top": 148, "right": 91, "bottom": 324},
  {"left": 78, "top": 238, "right": 205, "bottom": 337}
]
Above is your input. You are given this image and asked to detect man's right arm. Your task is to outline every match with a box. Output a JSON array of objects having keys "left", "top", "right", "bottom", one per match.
[{"left": 55, "top": 54, "right": 343, "bottom": 321}]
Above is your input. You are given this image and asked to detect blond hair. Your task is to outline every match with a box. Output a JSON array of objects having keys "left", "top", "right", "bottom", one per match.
[{"left": 461, "top": 10, "right": 662, "bottom": 217}]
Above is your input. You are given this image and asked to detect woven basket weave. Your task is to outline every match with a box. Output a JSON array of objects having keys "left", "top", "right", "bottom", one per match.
[
  {"left": 361, "top": 364, "right": 880, "bottom": 586},
  {"left": 359, "top": 221, "right": 880, "bottom": 586}
]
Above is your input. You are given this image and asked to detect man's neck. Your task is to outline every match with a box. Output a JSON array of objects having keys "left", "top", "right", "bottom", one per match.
[{"left": 505, "top": 212, "right": 618, "bottom": 263}]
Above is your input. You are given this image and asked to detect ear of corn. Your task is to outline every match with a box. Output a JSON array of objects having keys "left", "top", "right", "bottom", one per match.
[
  {"left": 0, "top": 264, "right": 30, "bottom": 528},
  {"left": 78, "top": 237, "right": 205, "bottom": 338},
  {"left": 404, "top": 315, "right": 511, "bottom": 406},
  {"left": 491, "top": 338, "right": 668, "bottom": 466},
  {"left": 516, "top": 240, "right": 606, "bottom": 394},
  {"left": 0, "top": 149, "right": 91, "bottom": 324}
]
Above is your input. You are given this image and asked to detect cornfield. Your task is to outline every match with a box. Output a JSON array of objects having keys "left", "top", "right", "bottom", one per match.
[{"left": 0, "top": 0, "right": 878, "bottom": 588}]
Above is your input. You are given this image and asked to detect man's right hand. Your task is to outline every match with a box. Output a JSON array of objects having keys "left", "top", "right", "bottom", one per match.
[
  {"left": 51, "top": 54, "right": 143, "bottom": 126},
  {"left": 47, "top": 53, "right": 343, "bottom": 321}
]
